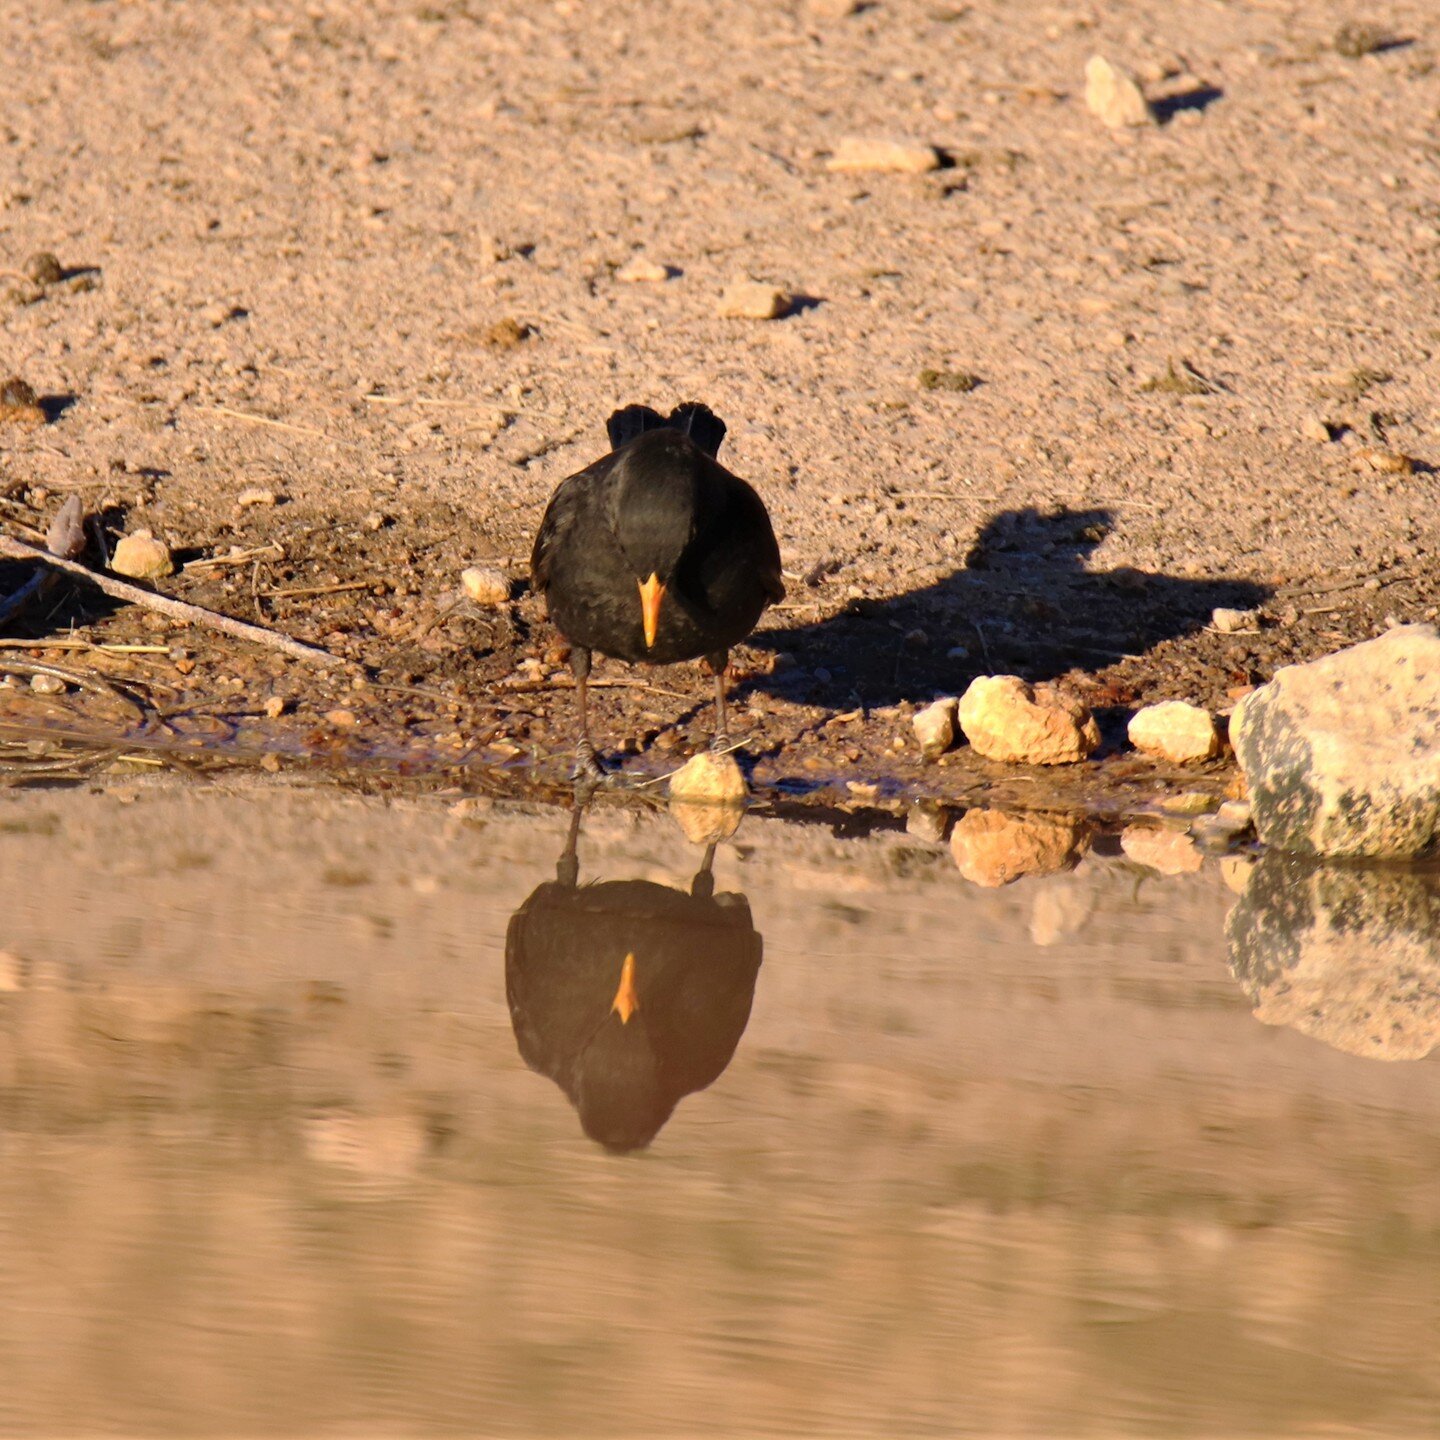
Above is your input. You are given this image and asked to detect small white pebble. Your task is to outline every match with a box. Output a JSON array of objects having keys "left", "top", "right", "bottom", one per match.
[
  {"left": 461, "top": 566, "right": 511, "bottom": 607},
  {"left": 29, "top": 673, "right": 66, "bottom": 695}
]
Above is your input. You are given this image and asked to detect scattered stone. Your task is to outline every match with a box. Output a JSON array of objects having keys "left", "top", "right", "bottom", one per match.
[
  {"left": 807, "top": 0, "right": 861, "bottom": 16},
  {"left": 905, "top": 801, "right": 948, "bottom": 844},
  {"left": 1354, "top": 446, "right": 1415, "bottom": 475},
  {"left": 1232, "top": 624, "right": 1440, "bottom": 858},
  {"left": 324, "top": 708, "right": 358, "bottom": 728},
  {"left": 482, "top": 317, "right": 532, "bottom": 348},
  {"left": 1127, "top": 700, "right": 1223, "bottom": 763},
  {"left": 1084, "top": 56, "right": 1156, "bottom": 129},
  {"left": 825, "top": 137, "right": 942, "bottom": 174},
  {"left": 1120, "top": 824, "right": 1204, "bottom": 875},
  {"left": 717, "top": 282, "right": 791, "bottom": 320},
  {"left": 0, "top": 375, "right": 45, "bottom": 428},
  {"left": 918, "top": 368, "right": 981, "bottom": 392},
  {"left": 950, "top": 808, "right": 1090, "bottom": 887},
  {"left": 29, "top": 673, "right": 66, "bottom": 695},
  {"left": 957, "top": 675, "right": 1100, "bottom": 765},
  {"left": 23, "top": 251, "right": 63, "bottom": 286},
  {"left": 361, "top": 511, "right": 388, "bottom": 532},
  {"left": 616, "top": 256, "right": 672, "bottom": 284},
  {"left": 1141, "top": 358, "right": 1212, "bottom": 394},
  {"left": 1333, "top": 22, "right": 1389, "bottom": 58},
  {"left": 1211, "top": 606, "right": 1260, "bottom": 633},
  {"left": 668, "top": 752, "right": 747, "bottom": 844},
  {"left": 237, "top": 486, "right": 279, "bottom": 507},
  {"left": 1228, "top": 854, "right": 1440, "bottom": 1059},
  {"left": 263, "top": 695, "right": 287, "bottom": 719},
  {"left": 911, "top": 697, "right": 959, "bottom": 758},
  {"left": 110, "top": 530, "right": 174, "bottom": 579},
  {"left": 1313, "top": 366, "right": 1389, "bottom": 401},
  {"left": 461, "top": 566, "right": 511, "bottom": 607},
  {"left": 1158, "top": 791, "right": 1219, "bottom": 816},
  {"left": 1301, "top": 415, "right": 1334, "bottom": 444},
  {"left": 1191, "top": 798, "right": 1255, "bottom": 849}
]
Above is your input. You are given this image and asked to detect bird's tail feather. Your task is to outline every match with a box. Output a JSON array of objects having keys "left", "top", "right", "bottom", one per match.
[
  {"left": 605, "top": 401, "right": 728, "bottom": 456},
  {"left": 606, "top": 405, "right": 668, "bottom": 450},
  {"left": 667, "top": 402, "right": 726, "bottom": 457}
]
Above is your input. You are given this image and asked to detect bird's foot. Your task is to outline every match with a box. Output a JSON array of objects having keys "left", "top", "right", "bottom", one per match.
[
  {"left": 709, "top": 732, "right": 740, "bottom": 757},
  {"left": 570, "top": 741, "right": 610, "bottom": 785}
]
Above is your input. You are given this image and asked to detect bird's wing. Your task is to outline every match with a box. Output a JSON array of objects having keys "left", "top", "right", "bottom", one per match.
[
  {"left": 727, "top": 476, "right": 786, "bottom": 603},
  {"left": 530, "top": 454, "right": 613, "bottom": 593},
  {"left": 667, "top": 402, "right": 726, "bottom": 458}
]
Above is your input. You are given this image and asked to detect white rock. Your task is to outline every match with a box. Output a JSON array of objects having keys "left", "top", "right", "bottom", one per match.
[
  {"left": 237, "top": 486, "right": 279, "bottom": 507},
  {"left": 1211, "top": 606, "right": 1260, "bottom": 633},
  {"left": 1301, "top": 415, "right": 1333, "bottom": 443},
  {"left": 1127, "top": 701, "right": 1223, "bottom": 763},
  {"left": 911, "top": 697, "right": 959, "bottom": 758},
  {"left": 825, "top": 137, "right": 942, "bottom": 174},
  {"left": 461, "top": 566, "right": 511, "bottom": 606},
  {"left": 616, "top": 256, "right": 671, "bottom": 284},
  {"left": 1233, "top": 624, "right": 1440, "bottom": 858},
  {"left": 29, "top": 673, "right": 66, "bottom": 695},
  {"left": 1084, "top": 56, "right": 1156, "bottom": 128},
  {"left": 668, "top": 752, "right": 748, "bottom": 844},
  {"left": 957, "top": 675, "right": 1100, "bottom": 765},
  {"left": 717, "top": 282, "right": 791, "bottom": 320},
  {"left": 110, "top": 530, "right": 174, "bottom": 579}
]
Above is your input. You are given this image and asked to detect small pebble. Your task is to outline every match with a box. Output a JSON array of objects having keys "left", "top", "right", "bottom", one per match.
[
  {"left": 23, "top": 252, "right": 63, "bottom": 286},
  {"left": 912, "top": 697, "right": 959, "bottom": 758},
  {"left": 1127, "top": 701, "right": 1223, "bottom": 763},
  {"left": 461, "top": 566, "right": 511, "bottom": 606},
  {"left": 29, "top": 673, "right": 66, "bottom": 695},
  {"left": 111, "top": 530, "right": 174, "bottom": 579},
  {"left": 717, "top": 281, "right": 791, "bottom": 320},
  {"left": 1301, "top": 416, "right": 1334, "bottom": 444},
  {"left": 1084, "top": 56, "right": 1156, "bottom": 128},
  {"left": 616, "top": 256, "right": 672, "bottom": 284},
  {"left": 263, "top": 695, "right": 287, "bottom": 718},
  {"left": 237, "top": 486, "right": 279, "bottom": 507},
  {"left": 324, "top": 709, "right": 358, "bottom": 728},
  {"left": 1211, "top": 606, "right": 1260, "bottom": 633},
  {"left": 1354, "top": 447, "right": 1415, "bottom": 475},
  {"left": 825, "top": 137, "right": 942, "bottom": 174}
]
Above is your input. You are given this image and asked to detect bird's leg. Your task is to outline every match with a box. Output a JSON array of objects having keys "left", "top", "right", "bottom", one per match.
[
  {"left": 705, "top": 648, "right": 731, "bottom": 752},
  {"left": 570, "top": 646, "right": 607, "bottom": 783},
  {"left": 556, "top": 799, "right": 586, "bottom": 887}
]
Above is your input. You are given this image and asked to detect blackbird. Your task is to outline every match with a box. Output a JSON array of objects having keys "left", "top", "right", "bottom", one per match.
[
  {"left": 530, "top": 401, "right": 784, "bottom": 777},
  {"left": 505, "top": 804, "right": 763, "bottom": 1152}
]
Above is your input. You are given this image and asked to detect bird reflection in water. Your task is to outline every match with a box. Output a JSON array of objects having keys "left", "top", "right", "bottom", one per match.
[{"left": 505, "top": 803, "right": 763, "bottom": 1151}]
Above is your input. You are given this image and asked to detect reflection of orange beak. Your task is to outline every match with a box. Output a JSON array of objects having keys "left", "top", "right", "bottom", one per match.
[
  {"left": 638, "top": 574, "right": 665, "bottom": 650},
  {"left": 611, "top": 952, "right": 639, "bottom": 1024}
]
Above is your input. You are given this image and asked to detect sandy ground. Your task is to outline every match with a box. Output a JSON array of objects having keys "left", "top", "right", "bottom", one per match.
[{"left": 2, "top": 0, "right": 1439, "bottom": 802}]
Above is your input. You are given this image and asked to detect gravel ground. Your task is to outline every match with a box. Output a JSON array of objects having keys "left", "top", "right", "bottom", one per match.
[{"left": 2, "top": 0, "right": 1438, "bottom": 806}]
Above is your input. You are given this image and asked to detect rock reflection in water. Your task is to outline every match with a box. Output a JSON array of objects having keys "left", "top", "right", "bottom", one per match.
[
  {"left": 505, "top": 804, "right": 763, "bottom": 1150},
  {"left": 1227, "top": 852, "right": 1440, "bottom": 1059}
]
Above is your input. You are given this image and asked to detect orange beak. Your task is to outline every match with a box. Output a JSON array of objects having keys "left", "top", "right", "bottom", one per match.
[
  {"left": 638, "top": 574, "right": 665, "bottom": 650},
  {"left": 611, "top": 952, "right": 639, "bottom": 1024}
]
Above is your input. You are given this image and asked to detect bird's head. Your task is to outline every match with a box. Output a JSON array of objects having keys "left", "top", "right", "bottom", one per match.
[{"left": 609, "top": 431, "right": 713, "bottom": 649}]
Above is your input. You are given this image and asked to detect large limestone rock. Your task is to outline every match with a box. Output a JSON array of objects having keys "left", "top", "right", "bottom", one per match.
[
  {"left": 1232, "top": 626, "right": 1440, "bottom": 858},
  {"left": 1127, "top": 701, "right": 1222, "bottom": 763},
  {"left": 950, "top": 808, "right": 1089, "bottom": 887},
  {"left": 958, "top": 675, "right": 1100, "bottom": 765},
  {"left": 1227, "top": 853, "right": 1440, "bottom": 1060}
]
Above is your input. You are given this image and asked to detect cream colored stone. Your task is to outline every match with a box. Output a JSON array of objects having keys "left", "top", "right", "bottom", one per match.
[
  {"left": 1084, "top": 56, "right": 1156, "bottom": 128},
  {"left": 461, "top": 566, "right": 510, "bottom": 606},
  {"left": 110, "top": 530, "right": 174, "bottom": 579},
  {"left": 616, "top": 256, "right": 671, "bottom": 284},
  {"left": 717, "top": 282, "right": 791, "bottom": 320},
  {"left": 957, "top": 675, "right": 1100, "bottom": 765},
  {"left": 825, "top": 137, "right": 942, "bottom": 174},
  {"left": 1127, "top": 701, "right": 1223, "bottom": 763},
  {"left": 668, "top": 752, "right": 747, "bottom": 844},
  {"left": 911, "top": 697, "right": 958, "bottom": 758}
]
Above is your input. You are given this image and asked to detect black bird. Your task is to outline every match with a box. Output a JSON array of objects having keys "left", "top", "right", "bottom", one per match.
[
  {"left": 505, "top": 804, "right": 763, "bottom": 1152},
  {"left": 530, "top": 402, "right": 784, "bottom": 777}
]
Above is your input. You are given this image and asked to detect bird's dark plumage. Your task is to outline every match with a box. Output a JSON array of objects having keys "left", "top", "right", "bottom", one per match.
[
  {"left": 505, "top": 811, "right": 763, "bottom": 1152},
  {"left": 530, "top": 402, "right": 784, "bottom": 772}
]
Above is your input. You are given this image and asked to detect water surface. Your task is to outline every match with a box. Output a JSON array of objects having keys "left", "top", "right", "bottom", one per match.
[{"left": 0, "top": 779, "right": 1436, "bottom": 1437}]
